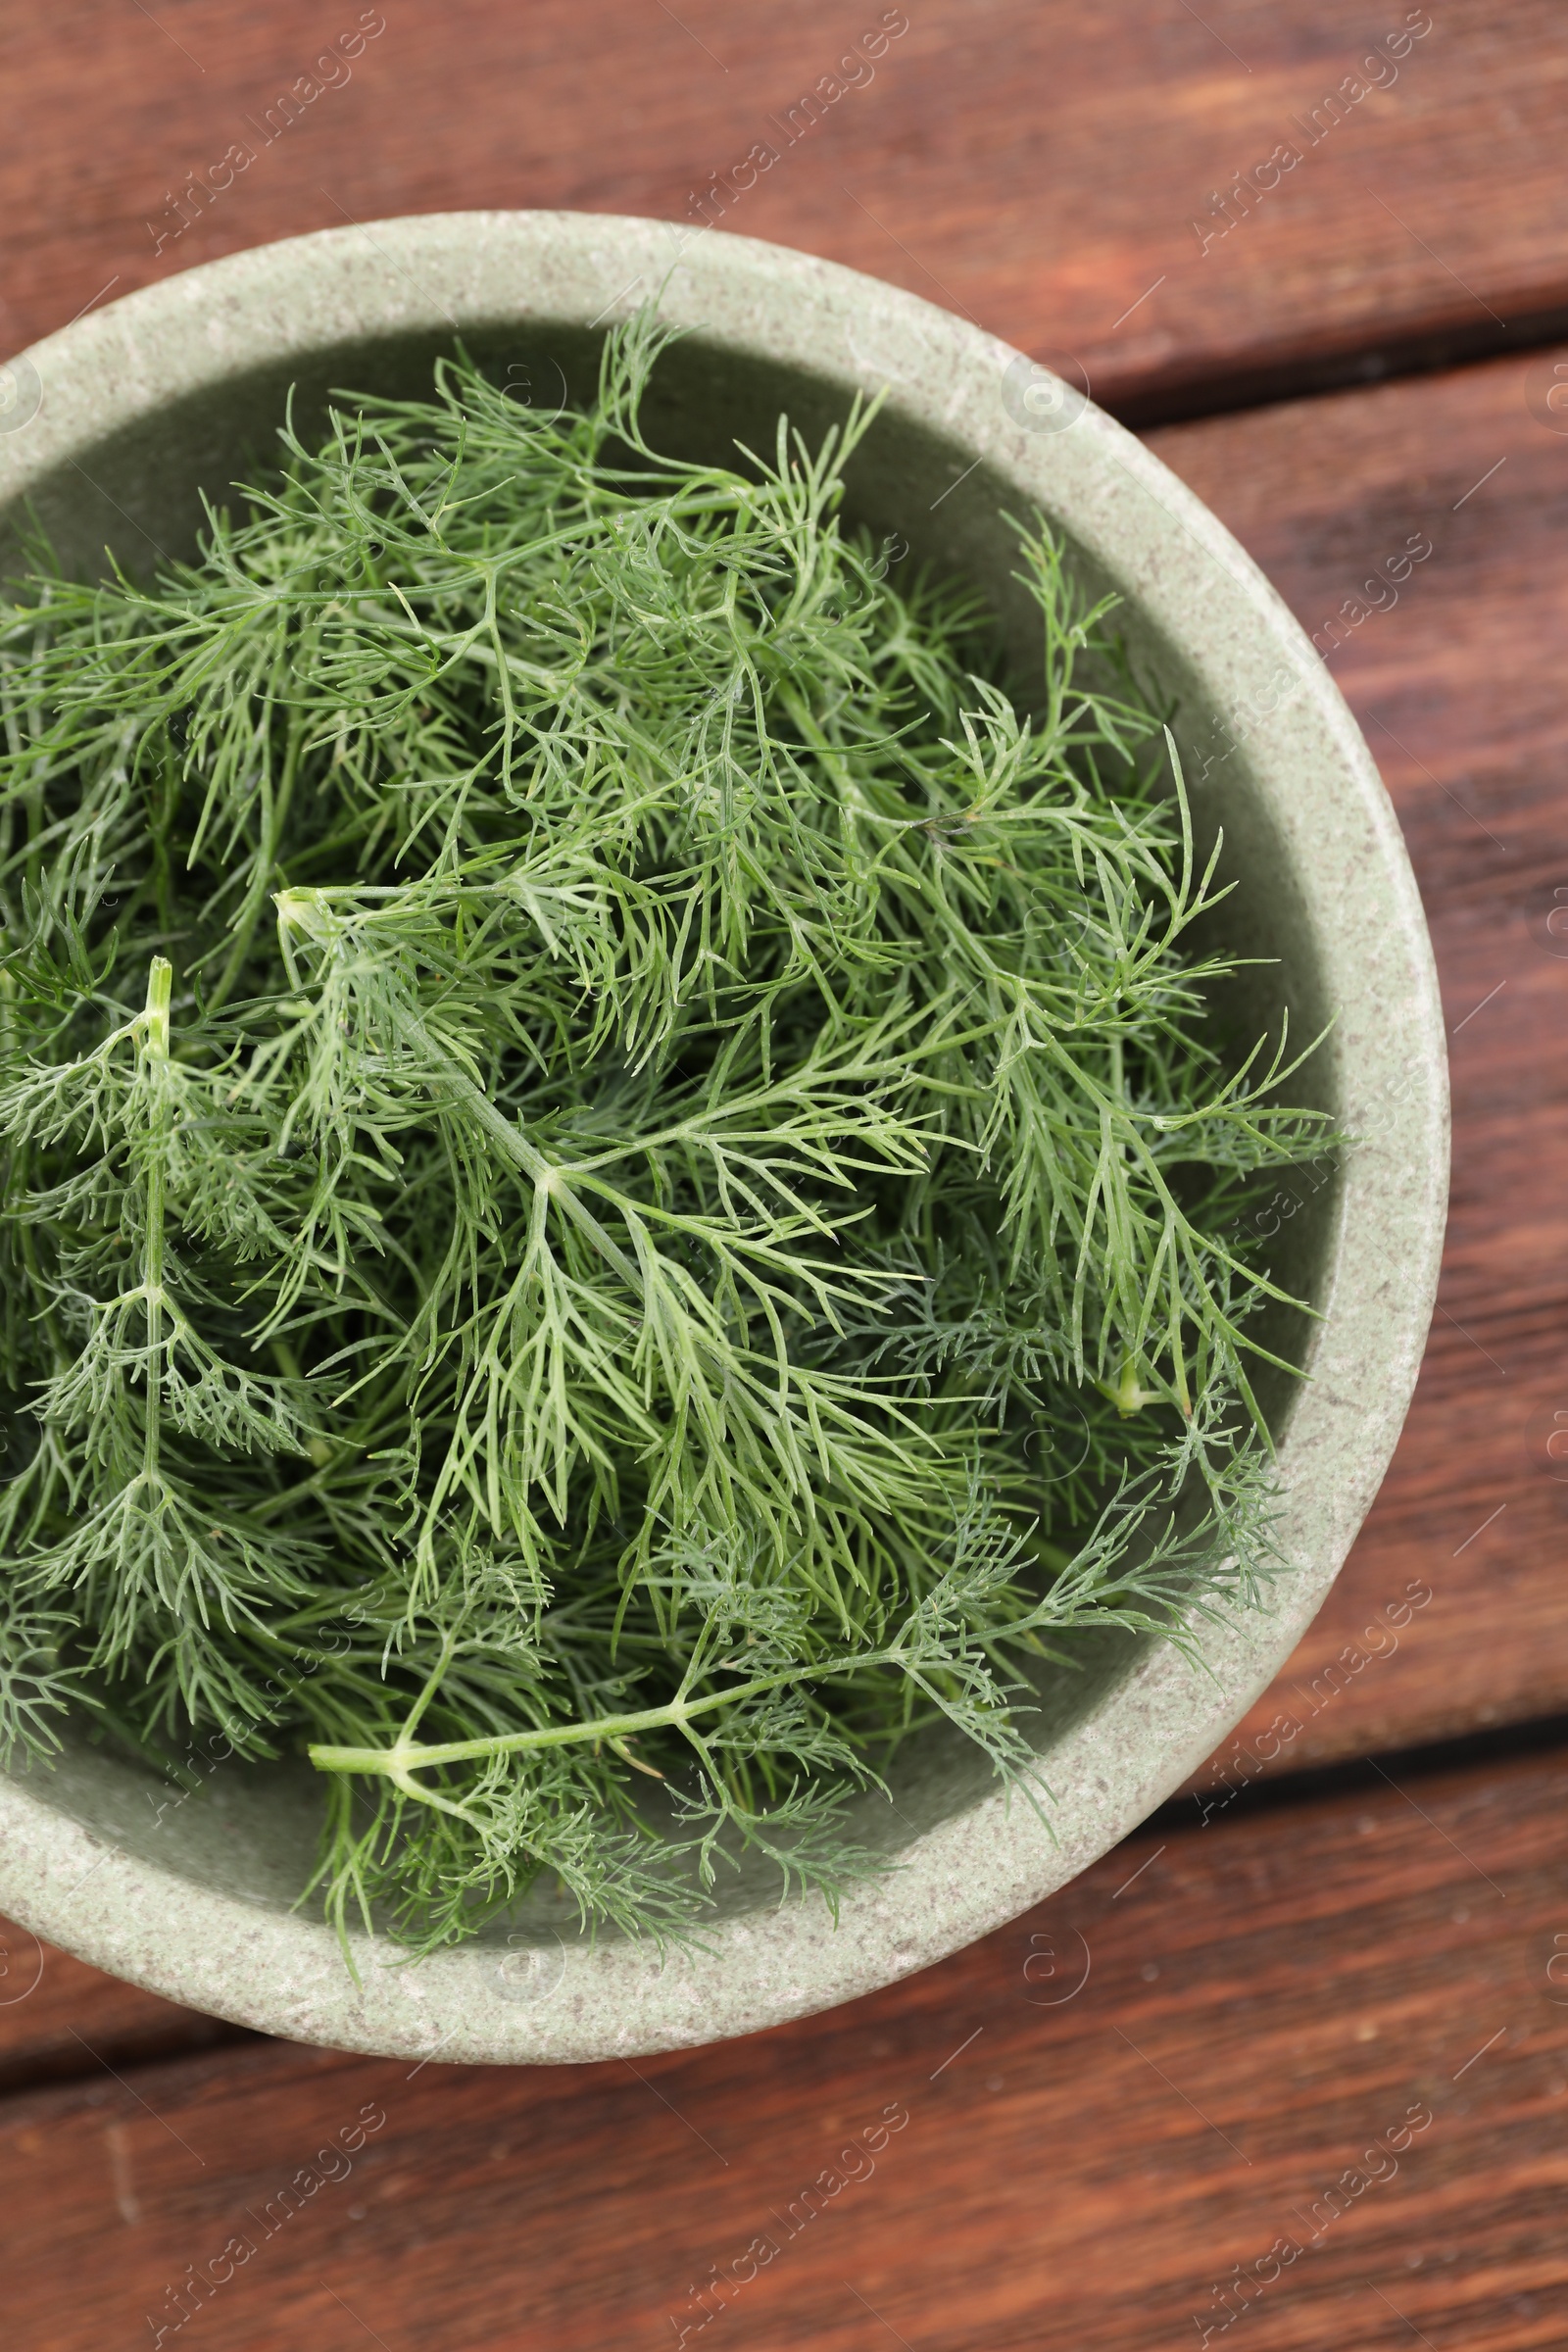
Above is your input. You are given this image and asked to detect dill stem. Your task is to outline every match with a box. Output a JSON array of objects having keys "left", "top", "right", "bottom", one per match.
[
  {"left": 372, "top": 984, "right": 642, "bottom": 1286},
  {"left": 307, "top": 1644, "right": 905, "bottom": 1778}
]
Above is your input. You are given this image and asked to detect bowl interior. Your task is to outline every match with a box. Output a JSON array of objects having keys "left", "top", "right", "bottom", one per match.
[{"left": 0, "top": 319, "right": 1338, "bottom": 1947}]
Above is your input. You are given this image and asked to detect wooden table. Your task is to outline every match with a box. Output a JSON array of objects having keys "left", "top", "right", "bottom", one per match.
[{"left": 4, "top": 5, "right": 1568, "bottom": 2343}]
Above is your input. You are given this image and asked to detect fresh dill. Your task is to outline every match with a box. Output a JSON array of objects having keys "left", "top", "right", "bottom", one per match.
[{"left": 0, "top": 312, "right": 1332, "bottom": 1954}]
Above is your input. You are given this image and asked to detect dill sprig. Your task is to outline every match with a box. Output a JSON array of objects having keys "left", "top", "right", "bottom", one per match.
[{"left": 0, "top": 313, "right": 1331, "bottom": 1954}]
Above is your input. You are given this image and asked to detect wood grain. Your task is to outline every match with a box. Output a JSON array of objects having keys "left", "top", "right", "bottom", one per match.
[
  {"left": 1149, "top": 343, "right": 1568, "bottom": 1783},
  {"left": 3, "top": 1746, "right": 1566, "bottom": 2350},
  {"left": 2, "top": 3, "right": 1567, "bottom": 423}
]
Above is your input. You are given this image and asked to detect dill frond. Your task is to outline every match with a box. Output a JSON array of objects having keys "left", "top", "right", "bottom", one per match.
[{"left": 0, "top": 311, "right": 1333, "bottom": 1952}]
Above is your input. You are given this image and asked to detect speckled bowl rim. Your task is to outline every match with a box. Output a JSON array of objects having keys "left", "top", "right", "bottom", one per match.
[{"left": 0, "top": 212, "right": 1447, "bottom": 2064}]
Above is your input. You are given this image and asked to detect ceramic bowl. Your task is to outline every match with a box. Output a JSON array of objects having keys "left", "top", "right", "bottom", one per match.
[{"left": 0, "top": 213, "right": 1446, "bottom": 2063}]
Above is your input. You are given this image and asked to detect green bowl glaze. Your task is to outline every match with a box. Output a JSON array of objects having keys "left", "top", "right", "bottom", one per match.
[{"left": 0, "top": 214, "right": 1446, "bottom": 2064}]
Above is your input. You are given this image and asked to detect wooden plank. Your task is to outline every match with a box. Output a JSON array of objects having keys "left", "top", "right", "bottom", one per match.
[
  {"left": 0, "top": 1916, "right": 249, "bottom": 2097},
  {"left": 1, "top": 3, "right": 1566, "bottom": 421},
  {"left": 2, "top": 1745, "right": 1566, "bottom": 2349},
  {"left": 1149, "top": 342, "right": 1568, "bottom": 1781}
]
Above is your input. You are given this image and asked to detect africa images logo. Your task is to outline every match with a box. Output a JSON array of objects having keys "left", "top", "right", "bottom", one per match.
[{"left": 0, "top": 354, "right": 42, "bottom": 435}]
